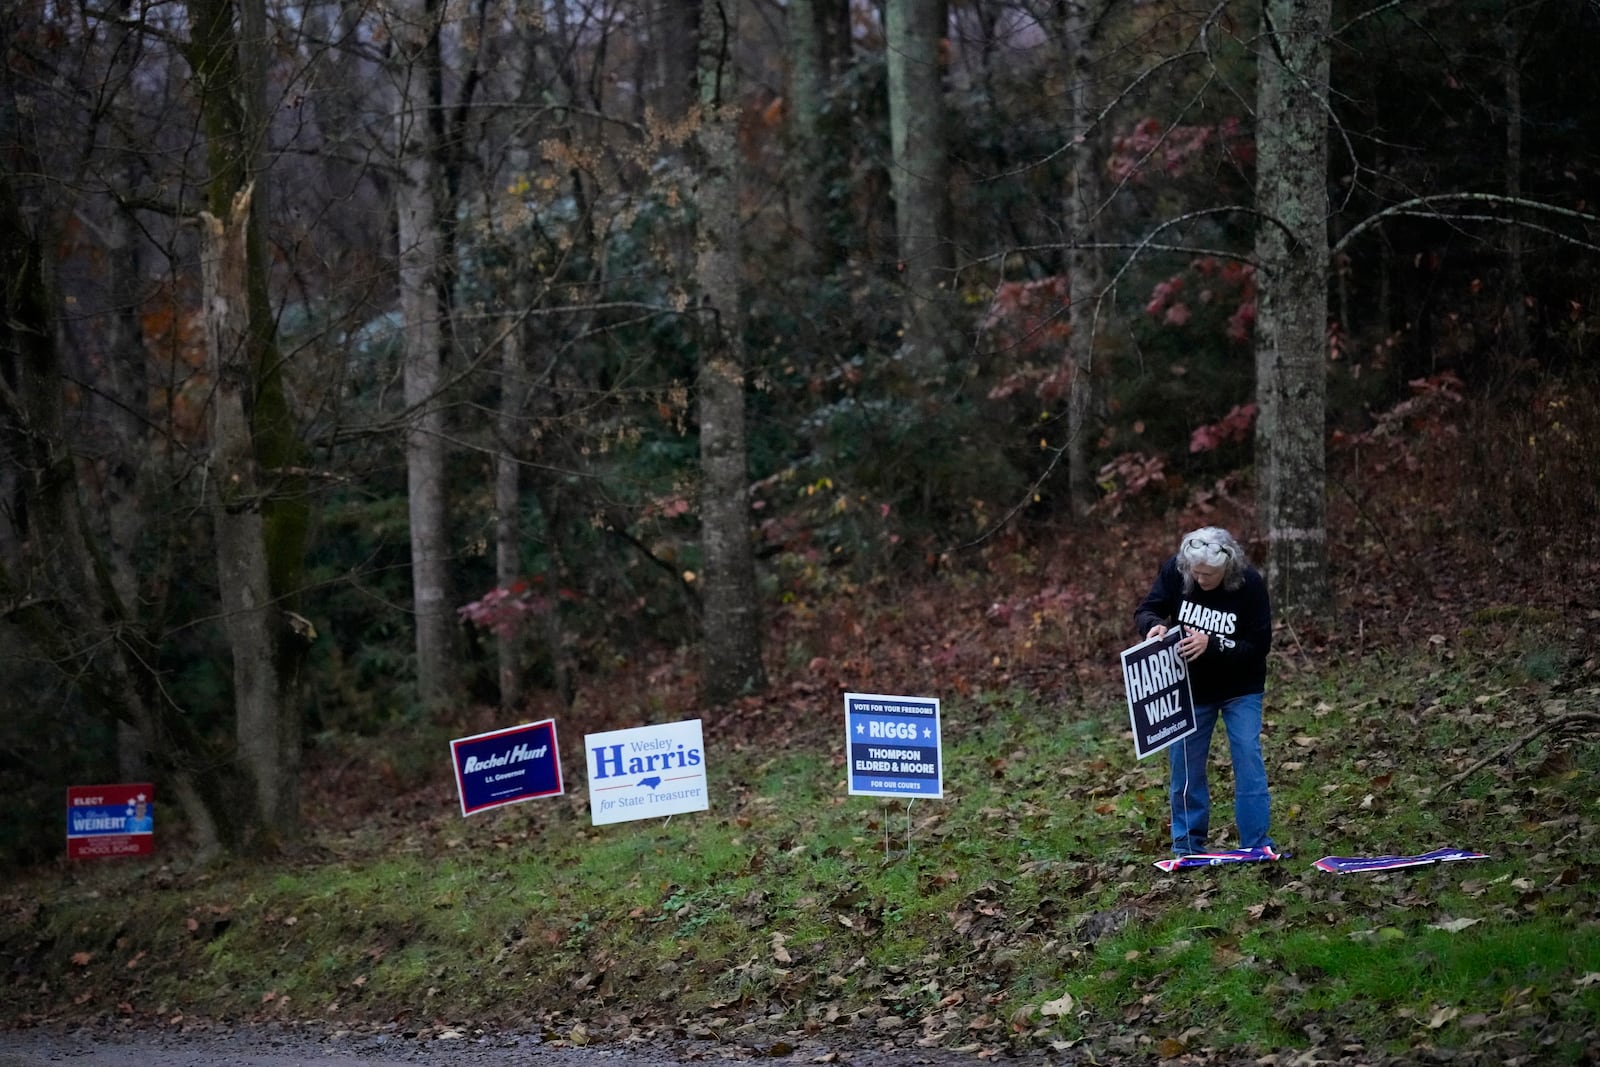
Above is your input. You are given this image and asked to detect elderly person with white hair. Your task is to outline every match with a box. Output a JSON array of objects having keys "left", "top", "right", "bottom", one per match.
[{"left": 1134, "top": 526, "right": 1274, "bottom": 857}]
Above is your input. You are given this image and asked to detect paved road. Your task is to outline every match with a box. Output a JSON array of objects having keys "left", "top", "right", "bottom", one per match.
[
  {"left": 0, "top": 1025, "right": 987, "bottom": 1067},
  {"left": 0, "top": 1027, "right": 714, "bottom": 1067}
]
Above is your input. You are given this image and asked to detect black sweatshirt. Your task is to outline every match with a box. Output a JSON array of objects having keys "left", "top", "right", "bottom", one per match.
[{"left": 1133, "top": 556, "right": 1272, "bottom": 703}]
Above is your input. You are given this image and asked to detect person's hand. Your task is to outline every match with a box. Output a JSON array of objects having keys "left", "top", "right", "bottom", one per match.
[
  {"left": 1146, "top": 624, "right": 1168, "bottom": 641},
  {"left": 1176, "top": 628, "right": 1209, "bottom": 661}
]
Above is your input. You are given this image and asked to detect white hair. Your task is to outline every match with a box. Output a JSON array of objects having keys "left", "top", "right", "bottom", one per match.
[{"left": 1177, "top": 526, "right": 1248, "bottom": 592}]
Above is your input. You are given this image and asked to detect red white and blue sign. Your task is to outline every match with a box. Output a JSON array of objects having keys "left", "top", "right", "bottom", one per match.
[
  {"left": 67, "top": 783, "right": 154, "bottom": 860},
  {"left": 1153, "top": 846, "right": 1284, "bottom": 872},
  {"left": 1314, "top": 847, "right": 1488, "bottom": 874},
  {"left": 845, "top": 692, "right": 942, "bottom": 798},
  {"left": 449, "top": 719, "right": 564, "bottom": 816}
]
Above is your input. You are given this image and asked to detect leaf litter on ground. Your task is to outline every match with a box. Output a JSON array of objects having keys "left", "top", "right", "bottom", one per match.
[{"left": 4, "top": 518, "right": 1599, "bottom": 1065}]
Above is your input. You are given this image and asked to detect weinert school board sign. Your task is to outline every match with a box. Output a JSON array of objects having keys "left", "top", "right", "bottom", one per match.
[
  {"left": 1121, "top": 628, "right": 1198, "bottom": 759},
  {"left": 67, "top": 783, "right": 154, "bottom": 859}
]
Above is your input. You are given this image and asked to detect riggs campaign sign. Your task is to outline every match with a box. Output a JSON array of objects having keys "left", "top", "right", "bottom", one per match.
[
  {"left": 845, "top": 693, "right": 942, "bottom": 798},
  {"left": 585, "top": 719, "right": 708, "bottom": 826},
  {"left": 67, "top": 783, "right": 154, "bottom": 859},
  {"left": 450, "top": 719, "right": 564, "bottom": 816},
  {"left": 1121, "top": 629, "right": 1197, "bottom": 759}
]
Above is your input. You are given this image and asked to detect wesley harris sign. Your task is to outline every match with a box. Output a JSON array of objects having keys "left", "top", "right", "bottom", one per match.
[
  {"left": 585, "top": 719, "right": 708, "bottom": 825},
  {"left": 1121, "top": 629, "right": 1197, "bottom": 759},
  {"left": 845, "top": 693, "right": 943, "bottom": 798}
]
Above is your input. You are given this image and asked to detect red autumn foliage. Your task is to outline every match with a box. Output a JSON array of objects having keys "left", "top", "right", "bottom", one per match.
[
  {"left": 458, "top": 577, "right": 582, "bottom": 638},
  {"left": 1108, "top": 116, "right": 1253, "bottom": 185},
  {"left": 1190, "top": 403, "right": 1258, "bottom": 453},
  {"left": 1144, "top": 257, "right": 1257, "bottom": 343},
  {"left": 982, "top": 276, "right": 1076, "bottom": 404}
]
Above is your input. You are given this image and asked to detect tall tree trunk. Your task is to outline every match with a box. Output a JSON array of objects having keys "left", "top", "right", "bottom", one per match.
[
  {"left": 530, "top": 482, "right": 579, "bottom": 707},
  {"left": 189, "top": 0, "right": 309, "bottom": 840},
  {"left": 100, "top": 0, "right": 154, "bottom": 782},
  {"left": 494, "top": 282, "right": 529, "bottom": 710},
  {"left": 885, "top": 0, "right": 954, "bottom": 381},
  {"left": 200, "top": 185, "right": 285, "bottom": 841},
  {"left": 655, "top": 0, "right": 701, "bottom": 121},
  {"left": 693, "top": 0, "right": 766, "bottom": 704},
  {"left": 787, "top": 0, "right": 849, "bottom": 276},
  {"left": 1062, "top": 0, "right": 1105, "bottom": 519},
  {"left": 493, "top": 438, "right": 522, "bottom": 711},
  {"left": 395, "top": 0, "right": 457, "bottom": 708},
  {"left": 1500, "top": 8, "right": 1528, "bottom": 361},
  {"left": 1253, "top": 0, "right": 1331, "bottom": 617}
]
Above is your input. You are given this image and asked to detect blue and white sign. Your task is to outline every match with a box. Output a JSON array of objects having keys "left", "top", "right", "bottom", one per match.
[
  {"left": 450, "top": 719, "right": 564, "bottom": 816},
  {"left": 585, "top": 719, "right": 708, "bottom": 825},
  {"left": 845, "top": 692, "right": 942, "bottom": 798}
]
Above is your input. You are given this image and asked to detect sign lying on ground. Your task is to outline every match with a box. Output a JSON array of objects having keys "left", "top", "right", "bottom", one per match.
[
  {"left": 585, "top": 719, "right": 708, "bottom": 825},
  {"left": 845, "top": 693, "right": 943, "bottom": 798},
  {"left": 1314, "top": 847, "right": 1488, "bottom": 874},
  {"left": 67, "top": 783, "right": 154, "bottom": 859},
  {"left": 450, "top": 719, "right": 564, "bottom": 816},
  {"left": 1121, "top": 628, "right": 1198, "bottom": 759}
]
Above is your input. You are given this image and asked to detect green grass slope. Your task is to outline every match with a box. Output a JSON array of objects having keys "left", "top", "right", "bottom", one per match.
[{"left": 4, "top": 625, "right": 1596, "bottom": 1064}]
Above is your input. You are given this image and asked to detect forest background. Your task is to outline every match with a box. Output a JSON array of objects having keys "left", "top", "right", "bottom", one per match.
[{"left": 3, "top": 0, "right": 1599, "bottom": 867}]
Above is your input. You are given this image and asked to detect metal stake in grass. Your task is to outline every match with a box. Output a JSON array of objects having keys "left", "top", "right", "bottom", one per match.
[{"left": 881, "top": 799, "right": 915, "bottom": 858}]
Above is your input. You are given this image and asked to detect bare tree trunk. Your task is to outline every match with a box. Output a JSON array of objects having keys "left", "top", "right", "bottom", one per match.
[
  {"left": 395, "top": 0, "right": 457, "bottom": 709},
  {"left": 1253, "top": 0, "right": 1331, "bottom": 617},
  {"left": 693, "top": 0, "right": 766, "bottom": 704},
  {"left": 1062, "top": 0, "right": 1105, "bottom": 519},
  {"left": 101, "top": 0, "right": 153, "bottom": 782},
  {"left": 655, "top": 0, "right": 701, "bottom": 121},
  {"left": 495, "top": 283, "right": 528, "bottom": 710},
  {"left": 886, "top": 0, "right": 954, "bottom": 381},
  {"left": 201, "top": 185, "right": 285, "bottom": 840},
  {"left": 189, "top": 0, "right": 309, "bottom": 841},
  {"left": 531, "top": 482, "right": 579, "bottom": 707},
  {"left": 1501, "top": 8, "right": 1529, "bottom": 361},
  {"left": 787, "top": 0, "right": 849, "bottom": 276}
]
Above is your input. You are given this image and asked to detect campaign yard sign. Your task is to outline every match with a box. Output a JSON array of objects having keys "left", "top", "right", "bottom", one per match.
[
  {"left": 845, "top": 693, "right": 943, "bottom": 798},
  {"left": 450, "top": 719, "right": 564, "bottom": 816},
  {"left": 67, "top": 783, "right": 154, "bottom": 859},
  {"left": 1121, "top": 629, "right": 1198, "bottom": 759},
  {"left": 585, "top": 719, "right": 708, "bottom": 826}
]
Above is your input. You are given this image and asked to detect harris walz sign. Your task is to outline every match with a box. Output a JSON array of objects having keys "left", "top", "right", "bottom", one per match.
[{"left": 1120, "top": 628, "right": 1197, "bottom": 759}]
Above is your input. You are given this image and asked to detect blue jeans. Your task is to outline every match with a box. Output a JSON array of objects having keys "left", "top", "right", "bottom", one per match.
[{"left": 1167, "top": 691, "right": 1272, "bottom": 855}]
